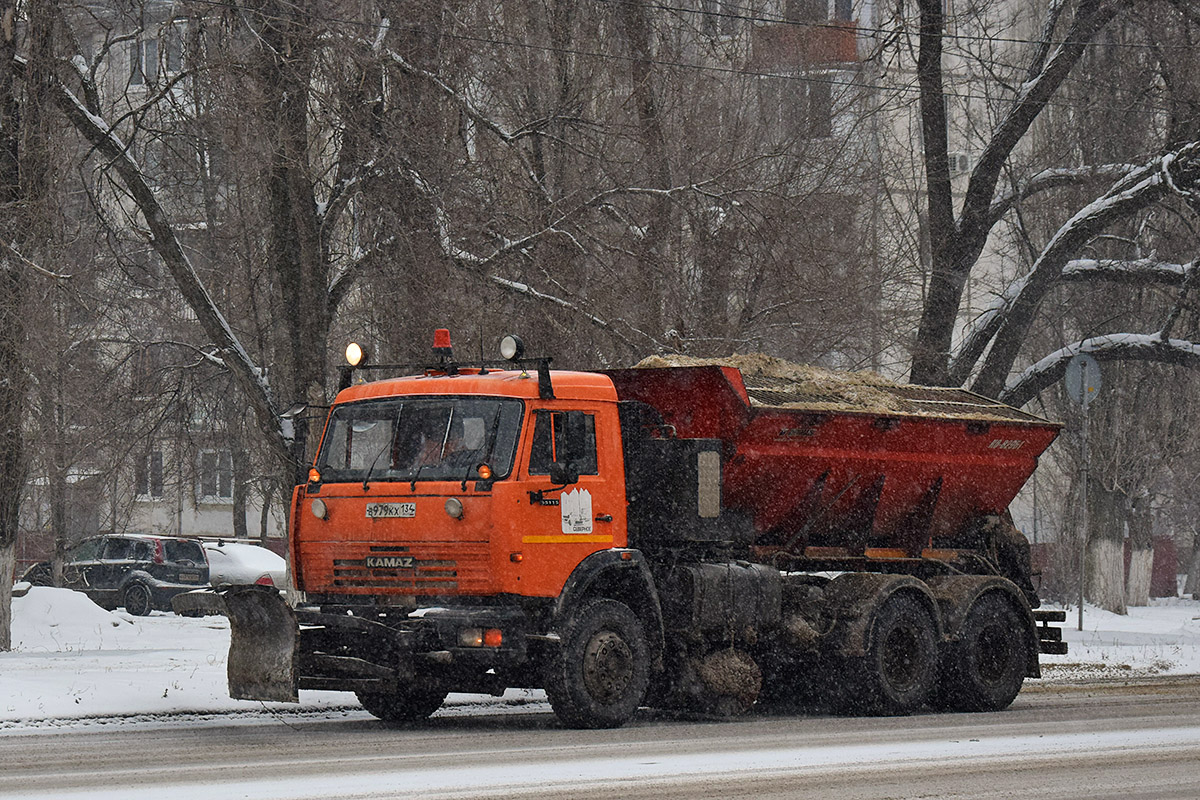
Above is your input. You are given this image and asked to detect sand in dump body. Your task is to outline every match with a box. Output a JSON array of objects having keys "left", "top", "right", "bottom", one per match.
[
  {"left": 631, "top": 353, "right": 1038, "bottom": 422},
  {"left": 633, "top": 353, "right": 907, "bottom": 413}
]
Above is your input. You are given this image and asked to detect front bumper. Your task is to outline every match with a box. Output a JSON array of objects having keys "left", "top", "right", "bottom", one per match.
[
  {"left": 296, "top": 604, "right": 530, "bottom": 692},
  {"left": 221, "top": 585, "right": 533, "bottom": 701}
]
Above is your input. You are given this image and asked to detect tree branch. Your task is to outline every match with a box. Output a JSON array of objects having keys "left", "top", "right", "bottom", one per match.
[
  {"left": 1001, "top": 334, "right": 1200, "bottom": 407},
  {"left": 37, "top": 55, "right": 289, "bottom": 464},
  {"left": 951, "top": 143, "right": 1200, "bottom": 390}
]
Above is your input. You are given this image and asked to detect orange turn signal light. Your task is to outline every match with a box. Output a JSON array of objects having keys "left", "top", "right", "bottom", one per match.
[
  {"left": 484, "top": 628, "right": 503, "bottom": 648},
  {"left": 478, "top": 464, "right": 493, "bottom": 480},
  {"left": 308, "top": 468, "right": 321, "bottom": 483}
]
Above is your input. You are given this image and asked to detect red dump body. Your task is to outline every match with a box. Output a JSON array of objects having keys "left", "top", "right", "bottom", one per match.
[{"left": 606, "top": 367, "right": 1060, "bottom": 551}]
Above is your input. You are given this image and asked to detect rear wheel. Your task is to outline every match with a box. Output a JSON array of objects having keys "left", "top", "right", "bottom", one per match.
[
  {"left": 545, "top": 598, "right": 650, "bottom": 729},
  {"left": 938, "top": 593, "right": 1028, "bottom": 712},
  {"left": 122, "top": 583, "right": 154, "bottom": 616},
  {"left": 356, "top": 682, "right": 448, "bottom": 722},
  {"left": 846, "top": 593, "right": 938, "bottom": 716}
]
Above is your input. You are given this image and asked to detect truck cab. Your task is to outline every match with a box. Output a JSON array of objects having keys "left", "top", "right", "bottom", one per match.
[{"left": 297, "top": 368, "right": 630, "bottom": 602}]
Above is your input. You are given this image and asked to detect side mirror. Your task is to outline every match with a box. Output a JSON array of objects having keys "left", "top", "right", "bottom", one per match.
[{"left": 548, "top": 461, "right": 579, "bottom": 486}]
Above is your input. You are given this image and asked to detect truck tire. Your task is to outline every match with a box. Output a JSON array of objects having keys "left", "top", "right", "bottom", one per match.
[
  {"left": 356, "top": 683, "right": 448, "bottom": 723},
  {"left": 938, "top": 593, "right": 1028, "bottom": 712},
  {"left": 545, "top": 598, "right": 650, "bottom": 729},
  {"left": 848, "top": 593, "right": 938, "bottom": 716},
  {"left": 123, "top": 583, "right": 154, "bottom": 616}
]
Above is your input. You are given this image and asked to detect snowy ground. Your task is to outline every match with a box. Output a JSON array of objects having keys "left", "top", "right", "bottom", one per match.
[{"left": 2, "top": 586, "right": 1198, "bottom": 732}]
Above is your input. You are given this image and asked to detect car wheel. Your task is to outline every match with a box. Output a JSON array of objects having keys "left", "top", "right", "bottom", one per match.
[
  {"left": 544, "top": 598, "right": 650, "bottom": 729},
  {"left": 123, "top": 583, "right": 154, "bottom": 616}
]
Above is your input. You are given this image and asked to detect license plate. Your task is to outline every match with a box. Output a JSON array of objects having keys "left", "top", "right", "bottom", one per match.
[
  {"left": 179, "top": 571, "right": 201, "bottom": 583},
  {"left": 366, "top": 502, "right": 416, "bottom": 519}
]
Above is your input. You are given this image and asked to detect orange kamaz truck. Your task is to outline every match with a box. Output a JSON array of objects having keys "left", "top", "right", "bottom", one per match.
[{"left": 222, "top": 332, "right": 1066, "bottom": 728}]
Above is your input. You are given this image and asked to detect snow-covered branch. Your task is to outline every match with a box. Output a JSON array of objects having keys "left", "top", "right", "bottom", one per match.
[
  {"left": 1001, "top": 334, "right": 1200, "bottom": 407},
  {"left": 1059, "top": 258, "right": 1195, "bottom": 285},
  {"left": 952, "top": 142, "right": 1200, "bottom": 392},
  {"left": 374, "top": 36, "right": 551, "bottom": 206},
  {"left": 987, "top": 164, "right": 1137, "bottom": 227}
]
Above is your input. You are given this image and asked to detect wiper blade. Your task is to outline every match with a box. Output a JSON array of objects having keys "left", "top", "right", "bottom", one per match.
[{"left": 363, "top": 406, "right": 403, "bottom": 490}]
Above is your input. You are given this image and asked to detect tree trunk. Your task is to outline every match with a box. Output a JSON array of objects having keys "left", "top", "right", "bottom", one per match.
[
  {"left": 1125, "top": 493, "right": 1154, "bottom": 605},
  {"left": 0, "top": 539, "right": 12, "bottom": 650},
  {"left": 231, "top": 444, "right": 249, "bottom": 540},
  {"left": 1185, "top": 530, "right": 1199, "bottom": 599},
  {"left": 1086, "top": 479, "right": 1127, "bottom": 614},
  {"left": 259, "top": 485, "right": 274, "bottom": 546}
]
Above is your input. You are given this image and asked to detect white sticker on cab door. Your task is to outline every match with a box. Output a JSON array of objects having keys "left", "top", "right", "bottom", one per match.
[{"left": 561, "top": 488, "right": 593, "bottom": 534}]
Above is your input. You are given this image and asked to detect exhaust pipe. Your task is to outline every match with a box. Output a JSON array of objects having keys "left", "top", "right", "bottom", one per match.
[{"left": 223, "top": 585, "right": 300, "bottom": 703}]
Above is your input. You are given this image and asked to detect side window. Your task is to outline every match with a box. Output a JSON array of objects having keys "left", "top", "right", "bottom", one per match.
[
  {"left": 529, "top": 411, "right": 598, "bottom": 475},
  {"left": 69, "top": 539, "right": 103, "bottom": 563},
  {"left": 131, "top": 540, "right": 154, "bottom": 561},
  {"left": 103, "top": 538, "right": 134, "bottom": 560}
]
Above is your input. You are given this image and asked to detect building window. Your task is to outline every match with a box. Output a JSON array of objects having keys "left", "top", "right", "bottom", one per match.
[
  {"left": 834, "top": 0, "right": 853, "bottom": 21},
  {"left": 784, "top": 0, "right": 826, "bottom": 22},
  {"left": 135, "top": 451, "right": 164, "bottom": 498},
  {"left": 130, "top": 38, "right": 158, "bottom": 86},
  {"left": 130, "top": 22, "right": 185, "bottom": 86},
  {"left": 701, "top": 0, "right": 738, "bottom": 37},
  {"left": 198, "top": 450, "right": 233, "bottom": 500},
  {"left": 759, "top": 74, "right": 835, "bottom": 140}
]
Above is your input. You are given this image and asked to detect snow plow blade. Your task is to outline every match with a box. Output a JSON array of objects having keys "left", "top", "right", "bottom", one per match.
[{"left": 223, "top": 585, "right": 300, "bottom": 703}]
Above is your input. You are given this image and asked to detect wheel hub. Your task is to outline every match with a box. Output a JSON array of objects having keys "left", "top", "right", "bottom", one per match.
[
  {"left": 881, "top": 625, "right": 923, "bottom": 691},
  {"left": 582, "top": 631, "right": 634, "bottom": 704}
]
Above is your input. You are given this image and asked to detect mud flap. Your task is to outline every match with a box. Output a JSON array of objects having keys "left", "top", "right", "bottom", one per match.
[{"left": 223, "top": 585, "right": 300, "bottom": 703}]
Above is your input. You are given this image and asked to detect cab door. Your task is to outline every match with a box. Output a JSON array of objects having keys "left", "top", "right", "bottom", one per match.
[{"left": 519, "top": 406, "right": 627, "bottom": 596}]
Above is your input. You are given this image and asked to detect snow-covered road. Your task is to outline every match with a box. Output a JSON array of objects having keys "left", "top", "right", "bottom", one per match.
[{"left": 3, "top": 679, "right": 1200, "bottom": 799}]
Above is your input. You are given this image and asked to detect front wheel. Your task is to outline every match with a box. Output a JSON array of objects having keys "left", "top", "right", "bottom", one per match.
[
  {"left": 123, "top": 583, "right": 154, "bottom": 616},
  {"left": 545, "top": 598, "right": 650, "bottom": 729},
  {"left": 356, "top": 682, "right": 448, "bottom": 722}
]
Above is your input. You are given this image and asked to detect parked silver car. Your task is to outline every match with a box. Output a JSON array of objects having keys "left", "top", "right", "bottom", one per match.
[{"left": 202, "top": 541, "right": 288, "bottom": 588}]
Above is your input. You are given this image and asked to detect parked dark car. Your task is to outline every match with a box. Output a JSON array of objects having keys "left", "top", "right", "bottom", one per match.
[{"left": 22, "top": 534, "right": 210, "bottom": 616}]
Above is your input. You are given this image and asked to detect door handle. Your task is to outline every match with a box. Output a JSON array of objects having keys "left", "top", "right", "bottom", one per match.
[{"left": 595, "top": 514, "right": 613, "bottom": 523}]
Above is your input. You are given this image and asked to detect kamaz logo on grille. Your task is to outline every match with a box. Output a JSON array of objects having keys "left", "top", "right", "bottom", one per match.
[{"left": 366, "top": 556, "right": 415, "bottom": 569}]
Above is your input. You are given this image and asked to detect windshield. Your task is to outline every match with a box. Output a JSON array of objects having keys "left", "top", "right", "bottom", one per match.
[{"left": 315, "top": 397, "right": 524, "bottom": 484}]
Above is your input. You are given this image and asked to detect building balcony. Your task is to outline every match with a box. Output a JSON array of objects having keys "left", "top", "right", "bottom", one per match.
[{"left": 748, "top": 20, "right": 859, "bottom": 71}]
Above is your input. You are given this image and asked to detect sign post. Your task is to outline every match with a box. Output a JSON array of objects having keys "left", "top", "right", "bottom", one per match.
[{"left": 1065, "top": 354, "right": 1101, "bottom": 632}]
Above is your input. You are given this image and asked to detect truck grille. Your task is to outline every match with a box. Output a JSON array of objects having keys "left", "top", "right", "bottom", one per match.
[{"left": 326, "top": 542, "right": 491, "bottom": 593}]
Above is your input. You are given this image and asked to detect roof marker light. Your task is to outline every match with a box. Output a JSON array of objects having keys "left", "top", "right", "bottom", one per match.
[{"left": 433, "top": 329, "right": 453, "bottom": 357}]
